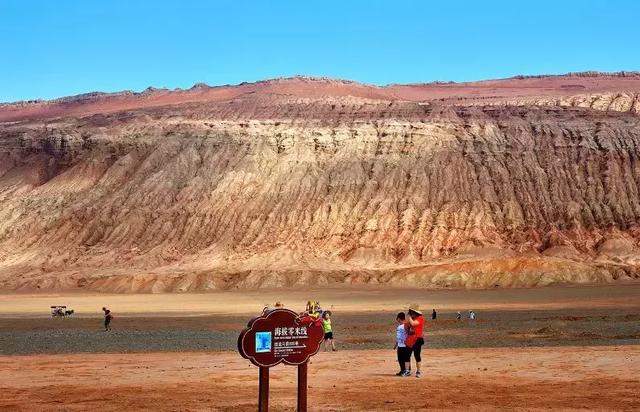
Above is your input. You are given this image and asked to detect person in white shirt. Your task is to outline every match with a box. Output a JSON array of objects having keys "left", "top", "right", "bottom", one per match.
[{"left": 393, "top": 312, "right": 410, "bottom": 376}]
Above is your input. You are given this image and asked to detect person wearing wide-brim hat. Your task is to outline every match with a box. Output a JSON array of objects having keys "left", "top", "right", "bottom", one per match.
[{"left": 405, "top": 304, "right": 425, "bottom": 378}]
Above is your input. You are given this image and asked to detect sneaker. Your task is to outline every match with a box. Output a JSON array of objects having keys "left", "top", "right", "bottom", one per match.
[
  {"left": 403, "top": 370, "right": 411, "bottom": 377},
  {"left": 415, "top": 371, "right": 422, "bottom": 378}
]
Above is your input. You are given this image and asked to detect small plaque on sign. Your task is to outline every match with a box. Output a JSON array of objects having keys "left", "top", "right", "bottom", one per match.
[
  {"left": 238, "top": 308, "right": 324, "bottom": 367},
  {"left": 255, "top": 332, "right": 272, "bottom": 353}
]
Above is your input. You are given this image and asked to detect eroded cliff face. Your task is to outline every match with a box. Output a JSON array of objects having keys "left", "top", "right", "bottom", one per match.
[
  {"left": 473, "top": 92, "right": 640, "bottom": 114},
  {"left": 2, "top": 76, "right": 640, "bottom": 291}
]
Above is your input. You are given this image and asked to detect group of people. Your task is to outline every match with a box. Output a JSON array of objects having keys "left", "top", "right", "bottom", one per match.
[
  {"left": 298, "top": 300, "right": 337, "bottom": 352},
  {"left": 455, "top": 310, "right": 476, "bottom": 320},
  {"left": 432, "top": 309, "right": 477, "bottom": 321},
  {"left": 394, "top": 307, "right": 478, "bottom": 377},
  {"left": 394, "top": 304, "right": 425, "bottom": 378}
]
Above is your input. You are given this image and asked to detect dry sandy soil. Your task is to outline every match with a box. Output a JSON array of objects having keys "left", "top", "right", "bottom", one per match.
[
  {"left": 0, "top": 285, "right": 638, "bottom": 410},
  {"left": 2, "top": 284, "right": 639, "bottom": 316},
  {"left": 1, "top": 347, "right": 638, "bottom": 411}
]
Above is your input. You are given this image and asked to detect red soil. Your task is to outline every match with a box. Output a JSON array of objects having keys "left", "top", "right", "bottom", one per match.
[{"left": 1, "top": 347, "right": 638, "bottom": 411}]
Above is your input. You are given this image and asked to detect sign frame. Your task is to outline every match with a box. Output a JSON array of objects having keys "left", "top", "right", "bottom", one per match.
[
  {"left": 237, "top": 308, "right": 325, "bottom": 412},
  {"left": 237, "top": 308, "right": 324, "bottom": 368}
]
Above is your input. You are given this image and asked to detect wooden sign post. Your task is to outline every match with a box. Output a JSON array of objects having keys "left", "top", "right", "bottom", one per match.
[
  {"left": 259, "top": 367, "right": 269, "bottom": 412},
  {"left": 238, "top": 308, "right": 324, "bottom": 412},
  {"left": 297, "top": 362, "right": 308, "bottom": 411}
]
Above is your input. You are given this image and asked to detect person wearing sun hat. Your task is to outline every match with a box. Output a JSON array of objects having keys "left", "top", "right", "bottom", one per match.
[{"left": 405, "top": 304, "right": 425, "bottom": 378}]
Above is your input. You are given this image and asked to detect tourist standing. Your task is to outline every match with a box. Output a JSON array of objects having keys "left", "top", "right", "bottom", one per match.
[
  {"left": 405, "top": 304, "right": 425, "bottom": 378},
  {"left": 322, "top": 311, "right": 336, "bottom": 351},
  {"left": 393, "top": 312, "right": 410, "bottom": 376}
]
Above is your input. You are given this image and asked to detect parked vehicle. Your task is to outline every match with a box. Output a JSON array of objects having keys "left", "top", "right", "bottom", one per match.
[{"left": 50, "top": 305, "right": 74, "bottom": 317}]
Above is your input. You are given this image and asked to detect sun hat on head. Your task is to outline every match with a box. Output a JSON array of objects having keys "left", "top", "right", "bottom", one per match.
[{"left": 408, "top": 304, "right": 422, "bottom": 315}]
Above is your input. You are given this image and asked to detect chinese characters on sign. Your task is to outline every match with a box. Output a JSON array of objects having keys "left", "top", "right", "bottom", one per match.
[
  {"left": 238, "top": 308, "right": 324, "bottom": 367},
  {"left": 238, "top": 307, "right": 324, "bottom": 412},
  {"left": 273, "top": 326, "right": 308, "bottom": 355}
]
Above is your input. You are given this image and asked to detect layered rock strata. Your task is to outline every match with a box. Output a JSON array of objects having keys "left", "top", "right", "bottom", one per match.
[{"left": 2, "top": 74, "right": 640, "bottom": 291}]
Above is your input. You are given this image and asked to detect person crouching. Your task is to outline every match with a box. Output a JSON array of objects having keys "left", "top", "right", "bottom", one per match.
[{"left": 102, "top": 307, "right": 113, "bottom": 332}]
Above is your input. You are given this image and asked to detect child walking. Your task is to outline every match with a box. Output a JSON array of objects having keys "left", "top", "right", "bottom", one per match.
[
  {"left": 394, "top": 312, "right": 410, "bottom": 376},
  {"left": 322, "top": 311, "right": 336, "bottom": 351}
]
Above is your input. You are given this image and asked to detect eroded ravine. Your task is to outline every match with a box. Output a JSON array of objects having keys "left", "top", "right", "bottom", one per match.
[{"left": 2, "top": 76, "right": 640, "bottom": 291}]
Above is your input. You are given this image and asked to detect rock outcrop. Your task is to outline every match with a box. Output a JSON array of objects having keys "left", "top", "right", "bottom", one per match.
[{"left": 2, "top": 73, "right": 640, "bottom": 292}]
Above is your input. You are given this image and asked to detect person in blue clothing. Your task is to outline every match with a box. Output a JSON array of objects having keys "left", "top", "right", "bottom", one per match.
[{"left": 393, "top": 312, "right": 410, "bottom": 376}]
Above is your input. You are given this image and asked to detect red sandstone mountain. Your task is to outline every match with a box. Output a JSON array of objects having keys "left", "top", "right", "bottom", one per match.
[
  {"left": 3, "top": 72, "right": 640, "bottom": 122},
  {"left": 1, "top": 72, "right": 640, "bottom": 292}
]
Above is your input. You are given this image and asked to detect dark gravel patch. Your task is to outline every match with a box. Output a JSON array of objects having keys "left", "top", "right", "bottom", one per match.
[
  {"left": 1, "top": 308, "right": 638, "bottom": 355},
  {"left": 0, "top": 330, "right": 238, "bottom": 355}
]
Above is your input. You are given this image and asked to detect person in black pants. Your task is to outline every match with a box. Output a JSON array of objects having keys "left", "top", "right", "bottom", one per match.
[
  {"left": 406, "top": 305, "right": 425, "bottom": 378},
  {"left": 393, "top": 312, "right": 411, "bottom": 376},
  {"left": 102, "top": 307, "right": 113, "bottom": 331}
]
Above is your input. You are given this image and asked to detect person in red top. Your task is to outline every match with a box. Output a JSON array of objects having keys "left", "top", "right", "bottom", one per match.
[{"left": 405, "top": 304, "right": 425, "bottom": 378}]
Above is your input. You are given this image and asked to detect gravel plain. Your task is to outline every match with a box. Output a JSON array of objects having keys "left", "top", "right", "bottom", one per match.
[{"left": 1, "top": 308, "right": 638, "bottom": 355}]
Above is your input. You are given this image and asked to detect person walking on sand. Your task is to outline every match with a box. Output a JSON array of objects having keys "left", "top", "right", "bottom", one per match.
[
  {"left": 322, "top": 311, "right": 336, "bottom": 351},
  {"left": 405, "top": 304, "right": 425, "bottom": 378},
  {"left": 394, "top": 312, "right": 410, "bottom": 376},
  {"left": 456, "top": 311, "right": 462, "bottom": 321},
  {"left": 431, "top": 309, "right": 437, "bottom": 321},
  {"left": 102, "top": 307, "right": 113, "bottom": 332},
  {"left": 469, "top": 310, "right": 476, "bottom": 321}
]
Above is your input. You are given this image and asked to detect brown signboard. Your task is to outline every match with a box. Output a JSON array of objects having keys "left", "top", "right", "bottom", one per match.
[{"left": 238, "top": 308, "right": 324, "bottom": 367}]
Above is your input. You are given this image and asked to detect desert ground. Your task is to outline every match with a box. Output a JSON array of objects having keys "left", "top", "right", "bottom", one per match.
[
  {"left": 1, "top": 347, "right": 639, "bottom": 411},
  {"left": 2, "top": 284, "right": 639, "bottom": 316},
  {"left": 0, "top": 285, "right": 639, "bottom": 411}
]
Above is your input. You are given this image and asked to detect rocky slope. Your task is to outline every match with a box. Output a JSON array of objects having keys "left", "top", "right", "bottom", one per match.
[{"left": 2, "top": 73, "right": 640, "bottom": 292}]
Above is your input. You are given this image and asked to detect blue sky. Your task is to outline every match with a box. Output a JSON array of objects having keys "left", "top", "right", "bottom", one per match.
[{"left": 1, "top": 0, "right": 639, "bottom": 102}]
